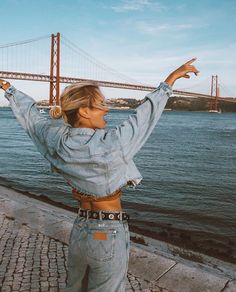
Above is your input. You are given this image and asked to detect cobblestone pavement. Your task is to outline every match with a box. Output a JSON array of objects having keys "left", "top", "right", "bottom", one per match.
[{"left": 0, "top": 214, "right": 164, "bottom": 292}]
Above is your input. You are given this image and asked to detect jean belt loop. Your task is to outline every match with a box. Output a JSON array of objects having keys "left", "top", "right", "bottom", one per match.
[
  {"left": 119, "top": 211, "right": 122, "bottom": 222},
  {"left": 78, "top": 207, "right": 81, "bottom": 216},
  {"left": 86, "top": 210, "right": 89, "bottom": 220},
  {"left": 99, "top": 211, "right": 102, "bottom": 221}
]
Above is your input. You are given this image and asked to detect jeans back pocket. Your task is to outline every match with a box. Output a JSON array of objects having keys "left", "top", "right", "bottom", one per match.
[{"left": 87, "top": 228, "right": 117, "bottom": 262}]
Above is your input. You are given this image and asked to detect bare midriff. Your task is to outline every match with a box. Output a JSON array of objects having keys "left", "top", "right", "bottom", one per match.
[
  {"left": 72, "top": 188, "right": 123, "bottom": 211},
  {"left": 80, "top": 197, "right": 122, "bottom": 211}
]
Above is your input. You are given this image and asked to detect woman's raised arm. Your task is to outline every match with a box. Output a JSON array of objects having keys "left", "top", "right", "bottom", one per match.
[
  {"left": 0, "top": 80, "right": 63, "bottom": 156},
  {"left": 103, "top": 58, "right": 199, "bottom": 162}
]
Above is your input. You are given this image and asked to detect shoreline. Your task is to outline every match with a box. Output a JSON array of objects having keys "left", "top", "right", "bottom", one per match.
[{"left": 1, "top": 183, "right": 235, "bottom": 265}]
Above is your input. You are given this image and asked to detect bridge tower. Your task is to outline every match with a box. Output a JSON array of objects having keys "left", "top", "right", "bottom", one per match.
[
  {"left": 210, "top": 75, "right": 219, "bottom": 111},
  {"left": 49, "top": 33, "right": 60, "bottom": 106}
]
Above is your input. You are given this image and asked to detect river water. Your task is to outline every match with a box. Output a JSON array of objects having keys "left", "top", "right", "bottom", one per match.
[{"left": 0, "top": 107, "right": 235, "bottom": 262}]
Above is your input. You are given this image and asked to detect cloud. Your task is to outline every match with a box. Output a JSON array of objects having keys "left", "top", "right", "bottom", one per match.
[
  {"left": 111, "top": 0, "right": 164, "bottom": 12},
  {"left": 135, "top": 21, "right": 195, "bottom": 35}
]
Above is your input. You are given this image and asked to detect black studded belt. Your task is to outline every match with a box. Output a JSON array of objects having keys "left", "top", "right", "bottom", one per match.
[{"left": 78, "top": 208, "right": 130, "bottom": 221}]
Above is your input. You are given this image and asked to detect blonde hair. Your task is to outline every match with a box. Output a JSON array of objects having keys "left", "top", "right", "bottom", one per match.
[{"left": 49, "top": 81, "right": 104, "bottom": 126}]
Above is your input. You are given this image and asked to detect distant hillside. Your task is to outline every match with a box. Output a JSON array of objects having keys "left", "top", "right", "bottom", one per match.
[
  {"left": 36, "top": 96, "right": 236, "bottom": 112},
  {"left": 36, "top": 98, "right": 142, "bottom": 109},
  {"left": 106, "top": 98, "right": 142, "bottom": 109},
  {"left": 166, "top": 96, "right": 236, "bottom": 112},
  {"left": 107, "top": 96, "right": 236, "bottom": 112}
]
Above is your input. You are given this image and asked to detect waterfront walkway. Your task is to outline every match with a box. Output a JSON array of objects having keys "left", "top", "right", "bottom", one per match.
[{"left": 0, "top": 185, "right": 235, "bottom": 292}]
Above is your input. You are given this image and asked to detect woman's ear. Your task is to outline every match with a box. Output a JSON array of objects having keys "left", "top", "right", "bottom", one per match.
[{"left": 78, "top": 107, "right": 90, "bottom": 119}]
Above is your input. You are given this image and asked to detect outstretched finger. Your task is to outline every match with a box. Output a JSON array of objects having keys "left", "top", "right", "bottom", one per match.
[{"left": 185, "top": 58, "right": 197, "bottom": 65}]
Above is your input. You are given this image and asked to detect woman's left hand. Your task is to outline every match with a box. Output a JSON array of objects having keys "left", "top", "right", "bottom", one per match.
[
  {"left": 0, "top": 79, "right": 11, "bottom": 91},
  {"left": 165, "top": 58, "right": 199, "bottom": 87}
]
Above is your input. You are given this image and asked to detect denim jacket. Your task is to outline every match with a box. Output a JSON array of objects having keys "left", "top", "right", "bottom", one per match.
[{"left": 4, "top": 82, "right": 172, "bottom": 198}]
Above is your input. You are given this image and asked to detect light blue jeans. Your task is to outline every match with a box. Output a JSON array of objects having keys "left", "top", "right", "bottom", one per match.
[{"left": 63, "top": 213, "right": 130, "bottom": 292}]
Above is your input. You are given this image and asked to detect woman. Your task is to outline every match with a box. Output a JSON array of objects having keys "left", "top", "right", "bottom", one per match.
[{"left": 0, "top": 58, "right": 199, "bottom": 292}]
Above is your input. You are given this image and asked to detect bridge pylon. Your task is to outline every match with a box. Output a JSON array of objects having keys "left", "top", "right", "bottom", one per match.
[
  {"left": 210, "top": 75, "right": 220, "bottom": 111},
  {"left": 49, "top": 33, "right": 60, "bottom": 106}
]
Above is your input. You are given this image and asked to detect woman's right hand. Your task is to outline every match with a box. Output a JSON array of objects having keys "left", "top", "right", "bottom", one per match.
[
  {"left": 165, "top": 58, "right": 199, "bottom": 87},
  {"left": 0, "top": 79, "right": 11, "bottom": 91}
]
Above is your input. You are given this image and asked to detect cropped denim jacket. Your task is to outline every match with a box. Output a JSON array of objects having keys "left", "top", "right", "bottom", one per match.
[{"left": 4, "top": 82, "right": 172, "bottom": 198}]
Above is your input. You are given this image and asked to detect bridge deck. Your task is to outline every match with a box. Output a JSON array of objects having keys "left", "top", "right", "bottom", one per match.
[{"left": 0, "top": 70, "right": 226, "bottom": 98}]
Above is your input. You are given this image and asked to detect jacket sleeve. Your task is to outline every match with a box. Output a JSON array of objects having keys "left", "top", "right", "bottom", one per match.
[
  {"left": 104, "top": 82, "right": 172, "bottom": 161},
  {"left": 4, "top": 86, "right": 63, "bottom": 157}
]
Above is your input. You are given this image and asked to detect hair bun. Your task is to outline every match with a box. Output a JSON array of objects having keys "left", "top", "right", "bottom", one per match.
[{"left": 49, "top": 105, "right": 62, "bottom": 119}]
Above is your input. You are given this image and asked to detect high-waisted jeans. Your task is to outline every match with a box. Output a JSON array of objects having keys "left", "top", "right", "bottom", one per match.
[{"left": 62, "top": 213, "right": 130, "bottom": 292}]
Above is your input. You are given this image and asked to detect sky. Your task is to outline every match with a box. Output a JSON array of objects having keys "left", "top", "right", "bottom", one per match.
[{"left": 0, "top": 0, "right": 236, "bottom": 106}]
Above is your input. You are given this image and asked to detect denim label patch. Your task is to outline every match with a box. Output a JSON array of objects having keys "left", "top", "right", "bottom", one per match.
[{"left": 93, "top": 232, "right": 108, "bottom": 240}]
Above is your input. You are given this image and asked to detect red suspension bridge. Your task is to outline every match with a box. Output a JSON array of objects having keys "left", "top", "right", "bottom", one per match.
[{"left": 0, "top": 33, "right": 235, "bottom": 111}]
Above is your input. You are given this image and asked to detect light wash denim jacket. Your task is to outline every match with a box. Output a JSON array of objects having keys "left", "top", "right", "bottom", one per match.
[{"left": 4, "top": 82, "right": 172, "bottom": 197}]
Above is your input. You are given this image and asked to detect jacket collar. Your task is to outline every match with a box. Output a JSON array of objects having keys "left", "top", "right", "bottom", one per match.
[{"left": 66, "top": 124, "right": 96, "bottom": 135}]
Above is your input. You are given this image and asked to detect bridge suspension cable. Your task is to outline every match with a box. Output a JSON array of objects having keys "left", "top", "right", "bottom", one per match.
[
  {"left": 0, "top": 35, "right": 51, "bottom": 74},
  {"left": 61, "top": 34, "right": 142, "bottom": 85},
  {"left": 218, "top": 82, "right": 236, "bottom": 97},
  {"left": 0, "top": 35, "right": 51, "bottom": 48},
  {"left": 176, "top": 77, "right": 210, "bottom": 92}
]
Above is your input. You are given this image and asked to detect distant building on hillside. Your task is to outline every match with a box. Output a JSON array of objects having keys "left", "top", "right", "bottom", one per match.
[{"left": 106, "top": 98, "right": 141, "bottom": 109}]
